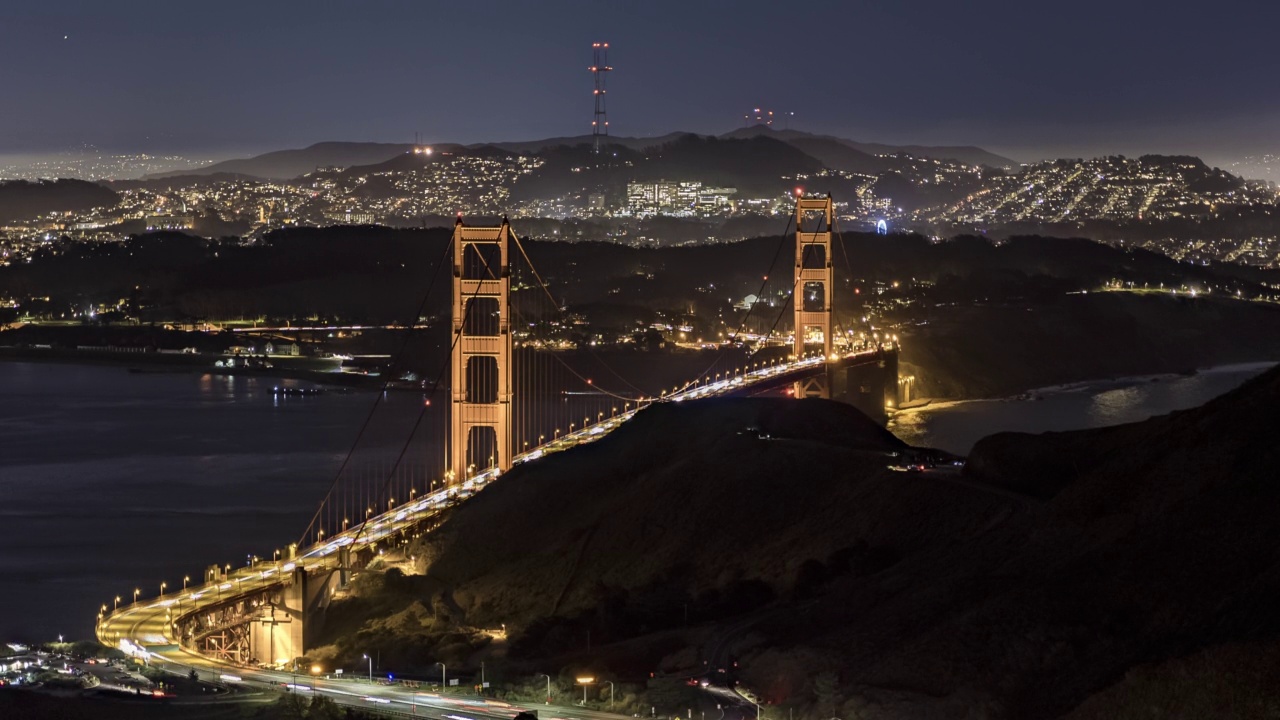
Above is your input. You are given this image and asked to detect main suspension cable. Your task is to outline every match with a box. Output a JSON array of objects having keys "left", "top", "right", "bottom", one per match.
[{"left": 297, "top": 234, "right": 454, "bottom": 548}]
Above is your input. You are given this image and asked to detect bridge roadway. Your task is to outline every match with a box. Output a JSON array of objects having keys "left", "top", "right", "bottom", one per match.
[{"left": 96, "top": 349, "right": 884, "bottom": 718}]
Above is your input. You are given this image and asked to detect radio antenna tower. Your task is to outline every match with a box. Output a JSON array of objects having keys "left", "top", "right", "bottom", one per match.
[{"left": 590, "top": 42, "right": 612, "bottom": 154}]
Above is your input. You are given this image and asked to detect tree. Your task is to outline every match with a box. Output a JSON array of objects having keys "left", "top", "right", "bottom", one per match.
[
  {"left": 813, "top": 671, "right": 840, "bottom": 720},
  {"left": 263, "top": 694, "right": 308, "bottom": 720},
  {"left": 307, "top": 695, "right": 347, "bottom": 720}
]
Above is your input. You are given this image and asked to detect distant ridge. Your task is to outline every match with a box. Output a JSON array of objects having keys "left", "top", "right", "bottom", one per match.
[
  {"left": 153, "top": 130, "right": 1017, "bottom": 181},
  {"left": 144, "top": 141, "right": 416, "bottom": 180},
  {"left": 720, "top": 124, "right": 1018, "bottom": 169},
  {"left": 107, "top": 172, "right": 266, "bottom": 190},
  {"left": 327, "top": 144, "right": 475, "bottom": 177},
  {"left": 478, "top": 132, "right": 694, "bottom": 154}
]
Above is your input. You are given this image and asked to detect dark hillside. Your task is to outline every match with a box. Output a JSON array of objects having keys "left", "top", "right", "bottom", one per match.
[
  {"left": 629, "top": 135, "right": 825, "bottom": 194},
  {"left": 736, "top": 365, "right": 1280, "bottom": 718},
  {"left": 783, "top": 137, "right": 892, "bottom": 175},
  {"left": 846, "top": 141, "right": 1015, "bottom": 168},
  {"left": 482, "top": 132, "right": 692, "bottom": 154},
  {"left": 509, "top": 135, "right": 824, "bottom": 202},
  {"left": 0, "top": 179, "right": 118, "bottom": 224},
  {"left": 106, "top": 172, "right": 264, "bottom": 190},
  {"left": 719, "top": 126, "right": 1018, "bottom": 168},
  {"left": 899, "top": 292, "right": 1280, "bottom": 398},
  {"left": 329, "top": 366, "right": 1280, "bottom": 718},
  {"left": 414, "top": 397, "right": 957, "bottom": 631},
  {"left": 336, "top": 144, "right": 473, "bottom": 176},
  {"left": 6, "top": 226, "right": 1280, "bottom": 401},
  {"left": 150, "top": 141, "right": 414, "bottom": 179}
]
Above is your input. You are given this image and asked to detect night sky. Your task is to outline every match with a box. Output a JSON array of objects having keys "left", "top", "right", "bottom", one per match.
[{"left": 1, "top": 0, "right": 1276, "bottom": 163}]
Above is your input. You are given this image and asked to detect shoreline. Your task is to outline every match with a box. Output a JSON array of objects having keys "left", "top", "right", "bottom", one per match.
[
  {"left": 892, "top": 360, "right": 1280, "bottom": 418},
  {"left": 1022, "top": 361, "right": 1279, "bottom": 397},
  {"left": 0, "top": 346, "right": 381, "bottom": 389}
]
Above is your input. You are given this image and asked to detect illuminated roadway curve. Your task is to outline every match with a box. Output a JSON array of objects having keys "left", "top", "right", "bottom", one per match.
[{"left": 96, "top": 349, "right": 884, "bottom": 718}]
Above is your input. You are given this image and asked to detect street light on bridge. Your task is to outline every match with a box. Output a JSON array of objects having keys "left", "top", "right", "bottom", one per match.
[
  {"left": 159, "top": 581, "right": 167, "bottom": 597},
  {"left": 183, "top": 575, "right": 190, "bottom": 591},
  {"left": 114, "top": 596, "right": 121, "bottom": 612},
  {"left": 132, "top": 588, "right": 140, "bottom": 605}
]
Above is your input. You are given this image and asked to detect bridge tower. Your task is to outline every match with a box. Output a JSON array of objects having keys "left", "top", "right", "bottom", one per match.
[
  {"left": 450, "top": 217, "right": 514, "bottom": 484},
  {"left": 793, "top": 195, "right": 835, "bottom": 399}
]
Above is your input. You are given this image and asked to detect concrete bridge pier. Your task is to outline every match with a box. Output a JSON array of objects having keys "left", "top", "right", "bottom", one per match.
[
  {"left": 249, "top": 569, "right": 303, "bottom": 666},
  {"left": 248, "top": 566, "right": 344, "bottom": 665},
  {"left": 831, "top": 347, "right": 900, "bottom": 425}
]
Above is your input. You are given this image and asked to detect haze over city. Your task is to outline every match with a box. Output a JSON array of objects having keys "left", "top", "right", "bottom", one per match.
[{"left": 1, "top": 0, "right": 1277, "bottom": 168}]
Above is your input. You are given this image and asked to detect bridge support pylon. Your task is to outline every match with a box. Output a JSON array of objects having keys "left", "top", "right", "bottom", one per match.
[
  {"left": 245, "top": 566, "right": 343, "bottom": 666},
  {"left": 793, "top": 195, "right": 835, "bottom": 399},
  {"left": 450, "top": 216, "right": 514, "bottom": 484},
  {"left": 249, "top": 570, "right": 305, "bottom": 666}
]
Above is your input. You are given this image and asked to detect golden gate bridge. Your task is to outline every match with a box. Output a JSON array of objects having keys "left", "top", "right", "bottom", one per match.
[{"left": 96, "top": 195, "right": 900, "bottom": 699}]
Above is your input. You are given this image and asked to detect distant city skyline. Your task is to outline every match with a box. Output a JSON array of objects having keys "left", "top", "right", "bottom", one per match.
[{"left": 2, "top": 0, "right": 1277, "bottom": 168}]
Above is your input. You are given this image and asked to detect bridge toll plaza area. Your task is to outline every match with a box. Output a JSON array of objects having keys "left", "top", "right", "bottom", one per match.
[{"left": 95, "top": 199, "right": 901, "bottom": 712}]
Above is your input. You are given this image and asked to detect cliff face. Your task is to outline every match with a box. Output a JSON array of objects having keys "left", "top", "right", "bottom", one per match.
[{"left": 362, "top": 368, "right": 1280, "bottom": 719}]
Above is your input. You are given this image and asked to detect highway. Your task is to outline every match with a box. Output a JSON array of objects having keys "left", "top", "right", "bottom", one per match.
[{"left": 96, "top": 348, "right": 888, "bottom": 717}]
